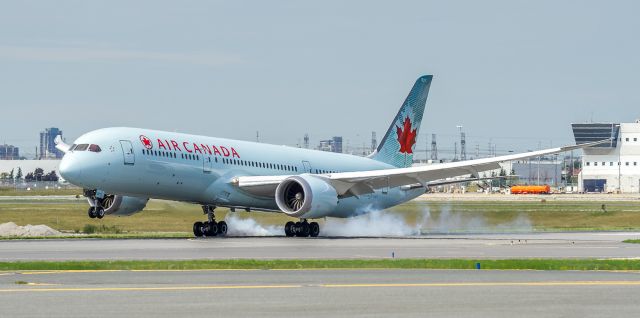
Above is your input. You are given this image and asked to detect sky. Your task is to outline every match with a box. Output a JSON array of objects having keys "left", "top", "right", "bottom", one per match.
[{"left": 1, "top": 0, "right": 639, "bottom": 159}]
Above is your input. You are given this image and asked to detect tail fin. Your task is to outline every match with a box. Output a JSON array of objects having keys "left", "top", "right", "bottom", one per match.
[{"left": 369, "top": 75, "right": 432, "bottom": 168}]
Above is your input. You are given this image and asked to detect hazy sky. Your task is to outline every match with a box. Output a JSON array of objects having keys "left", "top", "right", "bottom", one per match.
[{"left": 1, "top": 1, "right": 639, "bottom": 158}]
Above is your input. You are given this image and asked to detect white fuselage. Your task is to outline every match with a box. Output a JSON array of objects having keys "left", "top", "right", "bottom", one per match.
[{"left": 59, "top": 127, "right": 425, "bottom": 218}]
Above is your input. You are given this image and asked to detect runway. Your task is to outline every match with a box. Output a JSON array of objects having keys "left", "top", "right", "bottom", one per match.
[
  {"left": 1, "top": 269, "right": 639, "bottom": 317},
  {"left": 2, "top": 232, "right": 640, "bottom": 261}
]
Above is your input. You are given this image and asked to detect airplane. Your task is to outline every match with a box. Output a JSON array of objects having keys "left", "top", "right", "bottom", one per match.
[{"left": 55, "top": 75, "right": 605, "bottom": 237}]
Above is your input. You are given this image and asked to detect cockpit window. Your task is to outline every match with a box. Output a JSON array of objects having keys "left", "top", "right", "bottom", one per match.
[
  {"left": 74, "top": 144, "right": 89, "bottom": 151},
  {"left": 69, "top": 144, "right": 77, "bottom": 151},
  {"left": 88, "top": 144, "right": 102, "bottom": 152}
]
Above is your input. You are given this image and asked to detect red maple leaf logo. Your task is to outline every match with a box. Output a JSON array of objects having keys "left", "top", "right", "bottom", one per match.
[
  {"left": 396, "top": 116, "right": 416, "bottom": 154},
  {"left": 140, "top": 135, "right": 153, "bottom": 149}
]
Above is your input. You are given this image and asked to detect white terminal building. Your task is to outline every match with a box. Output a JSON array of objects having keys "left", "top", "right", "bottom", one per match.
[{"left": 572, "top": 121, "right": 640, "bottom": 193}]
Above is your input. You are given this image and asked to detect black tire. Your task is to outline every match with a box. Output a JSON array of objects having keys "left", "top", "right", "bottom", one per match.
[
  {"left": 95, "top": 207, "right": 105, "bottom": 219},
  {"left": 297, "top": 222, "right": 310, "bottom": 237},
  {"left": 309, "top": 222, "right": 320, "bottom": 237},
  {"left": 193, "top": 221, "right": 204, "bottom": 237},
  {"left": 217, "top": 221, "right": 227, "bottom": 236},
  {"left": 88, "top": 207, "right": 96, "bottom": 219},
  {"left": 284, "top": 221, "right": 295, "bottom": 237},
  {"left": 206, "top": 221, "right": 218, "bottom": 236}
]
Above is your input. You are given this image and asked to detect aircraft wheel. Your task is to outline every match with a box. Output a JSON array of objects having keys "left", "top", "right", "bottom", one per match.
[
  {"left": 88, "top": 207, "right": 97, "bottom": 219},
  {"left": 95, "top": 207, "right": 105, "bottom": 219},
  {"left": 217, "top": 221, "right": 227, "bottom": 236},
  {"left": 193, "top": 221, "right": 204, "bottom": 237},
  {"left": 205, "top": 221, "right": 218, "bottom": 237},
  {"left": 309, "top": 222, "right": 320, "bottom": 237},
  {"left": 297, "top": 222, "right": 310, "bottom": 237},
  {"left": 284, "top": 221, "right": 295, "bottom": 237}
]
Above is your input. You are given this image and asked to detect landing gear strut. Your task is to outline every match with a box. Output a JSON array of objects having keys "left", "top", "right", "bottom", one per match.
[
  {"left": 285, "top": 219, "right": 320, "bottom": 237},
  {"left": 193, "top": 205, "right": 227, "bottom": 238}
]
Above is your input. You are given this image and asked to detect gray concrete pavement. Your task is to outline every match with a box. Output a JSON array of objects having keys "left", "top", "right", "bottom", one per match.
[
  {"left": 1, "top": 232, "right": 640, "bottom": 261},
  {"left": 1, "top": 269, "right": 639, "bottom": 317}
]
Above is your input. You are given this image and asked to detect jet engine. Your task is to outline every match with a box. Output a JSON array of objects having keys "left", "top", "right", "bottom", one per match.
[
  {"left": 275, "top": 175, "right": 338, "bottom": 219},
  {"left": 90, "top": 194, "right": 149, "bottom": 216}
]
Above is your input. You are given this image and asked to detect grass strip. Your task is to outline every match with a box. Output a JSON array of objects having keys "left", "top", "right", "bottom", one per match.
[
  {"left": 1, "top": 259, "right": 640, "bottom": 271},
  {"left": 623, "top": 239, "right": 640, "bottom": 244}
]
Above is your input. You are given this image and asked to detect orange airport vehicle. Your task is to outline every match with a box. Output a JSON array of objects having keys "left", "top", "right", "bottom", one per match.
[{"left": 510, "top": 185, "right": 551, "bottom": 194}]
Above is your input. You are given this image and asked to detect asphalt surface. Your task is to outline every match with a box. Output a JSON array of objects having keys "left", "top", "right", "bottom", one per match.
[
  {"left": 1, "top": 269, "right": 639, "bottom": 317},
  {"left": 2, "top": 232, "right": 640, "bottom": 261}
]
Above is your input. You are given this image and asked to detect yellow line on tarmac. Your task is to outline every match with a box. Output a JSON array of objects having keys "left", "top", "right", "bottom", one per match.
[
  {"left": 322, "top": 281, "right": 640, "bottom": 288},
  {"left": 2, "top": 281, "right": 640, "bottom": 293},
  {"left": 0, "top": 285, "right": 302, "bottom": 293}
]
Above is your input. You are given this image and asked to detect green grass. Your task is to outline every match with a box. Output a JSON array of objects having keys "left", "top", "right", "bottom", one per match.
[
  {"left": 1, "top": 259, "right": 640, "bottom": 271},
  {"left": 624, "top": 239, "right": 640, "bottom": 244}
]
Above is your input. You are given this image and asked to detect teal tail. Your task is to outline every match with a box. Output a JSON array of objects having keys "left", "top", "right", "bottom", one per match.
[{"left": 369, "top": 75, "right": 432, "bottom": 168}]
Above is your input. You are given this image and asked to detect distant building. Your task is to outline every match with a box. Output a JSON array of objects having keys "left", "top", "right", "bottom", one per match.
[
  {"left": 39, "top": 127, "right": 63, "bottom": 159},
  {"left": 572, "top": 121, "right": 640, "bottom": 193},
  {"left": 332, "top": 136, "right": 343, "bottom": 153},
  {"left": 0, "top": 144, "right": 19, "bottom": 160},
  {"left": 317, "top": 136, "right": 343, "bottom": 153}
]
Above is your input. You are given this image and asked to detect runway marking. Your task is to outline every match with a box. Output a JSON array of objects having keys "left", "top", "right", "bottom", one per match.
[
  {"left": 322, "top": 281, "right": 640, "bottom": 288},
  {"left": 0, "top": 285, "right": 302, "bottom": 293},
  {"left": 2, "top": 281, "right": 640, "bottom": 293}
]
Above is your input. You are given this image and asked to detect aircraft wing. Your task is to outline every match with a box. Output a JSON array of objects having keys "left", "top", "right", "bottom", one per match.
[{"left": 234, "top": 139, "right": 608, "bottom": 197}]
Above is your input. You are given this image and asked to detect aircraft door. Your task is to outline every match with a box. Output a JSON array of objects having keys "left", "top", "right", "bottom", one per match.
[
  {"left": 302, "top": 160, "right": 312, "bottom": 173},
  {"left": 203, "top": 156, "right": 213, "bottom": 174},
  {"left": 119, "top": 140, "right": 135, "bottom": 165}
]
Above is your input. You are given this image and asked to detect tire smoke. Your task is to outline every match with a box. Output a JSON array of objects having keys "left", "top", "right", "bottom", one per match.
[
  {"left": 321, "top": 210, "right": 420, "bottom": 237},
  {"left": 224, "top": 214, "right": 283, "bottom": 236},
  {"left": 419, "top": 204, "right": 533, "bottom": 234}
]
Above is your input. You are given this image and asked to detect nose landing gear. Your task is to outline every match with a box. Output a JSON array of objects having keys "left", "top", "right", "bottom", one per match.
[
  {"left": 87, "top": 206, "right": 105, "bottom": 219},
  {"left": 193, "top": 205, "right": 227, "bottom": 237},
  {"left": 285, "top": 219, "right": 320, "bottom": 237}
]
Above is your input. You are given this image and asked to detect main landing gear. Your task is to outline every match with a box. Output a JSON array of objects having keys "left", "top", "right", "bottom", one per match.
[
  {"left": 285, "top": 219, "right": 320, "bottom": 237},
  {"left": 87, "top": 206, "right": 105, "bottom": 219},
  {"left": 193, "top": 205, "right": 227, "bottom": 237}
]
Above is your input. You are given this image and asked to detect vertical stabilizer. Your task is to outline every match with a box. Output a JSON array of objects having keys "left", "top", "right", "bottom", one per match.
[{"left": 369, "top": 75, "right": 433, "bottom": 168}]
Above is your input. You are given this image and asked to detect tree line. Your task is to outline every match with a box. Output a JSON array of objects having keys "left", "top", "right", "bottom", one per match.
[{"left": 0, "top": 168, "right": 59, "bottom": 182}]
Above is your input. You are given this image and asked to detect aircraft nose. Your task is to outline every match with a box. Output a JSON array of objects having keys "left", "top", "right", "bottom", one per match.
[{"left": 59, "top": 154, "right": 82, "bottom": 184}]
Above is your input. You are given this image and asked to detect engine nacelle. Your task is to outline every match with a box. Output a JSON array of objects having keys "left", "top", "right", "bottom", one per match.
[
  {"left": 275, "top": 175, "right": 338, "bottom": 219},
  {"left": 90, "top": 194, "right": 149, "bottom": 216}
]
